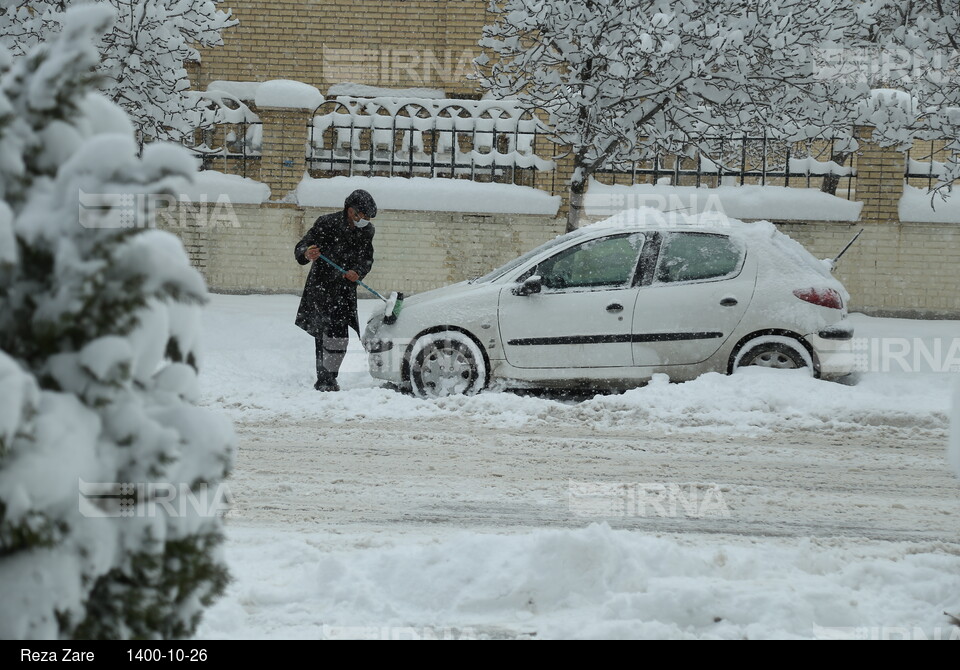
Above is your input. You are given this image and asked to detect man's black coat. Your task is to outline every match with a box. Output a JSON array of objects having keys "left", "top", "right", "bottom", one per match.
[{"left": 294, "top": 209, "right": 375, "bottom": 338}]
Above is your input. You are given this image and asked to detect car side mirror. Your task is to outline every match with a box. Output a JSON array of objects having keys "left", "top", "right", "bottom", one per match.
[{"left": 512, "top": 275, "right": 542, "bottom": 296}]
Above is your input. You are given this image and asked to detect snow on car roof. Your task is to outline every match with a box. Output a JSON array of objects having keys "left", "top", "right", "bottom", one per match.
[
  {"left": 583, "top": 207, "right": 846, "bottom": 293},
  {"left": 584, "top": 208, "right": 822, "bottom": 264},
  {"left": 584, "top": 206, "right": 769, "bottom": 236}
]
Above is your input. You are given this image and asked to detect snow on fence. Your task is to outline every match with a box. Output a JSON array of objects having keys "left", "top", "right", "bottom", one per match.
[
  {"left": 306, "top": 97, "right": 555, "bottom": 186},
  {"left": 189, "top": 121, "right": 262, "bottom": 178},
  {"left": 904, "top": 138, "right": 955, "bottom": 190},
  {"left": 183, "top": 90, "right": 262, "bottom": 179},
  {"left": 178, "top": 86, "right": 960, "bottom": 212},
  {"left": 594, "top": 135, "right": 859, "bottom": 199}
]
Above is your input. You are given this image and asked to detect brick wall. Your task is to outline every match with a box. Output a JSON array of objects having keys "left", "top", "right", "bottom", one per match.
[
  {"left": 776, "top": 221, "right": 960, "bottom": 317},
  {"left": 257, "top": 107, "right": 312, "bottom": 196},
  {"left": 193, "top": 0, "right": 489, "bottom": 97},
  {"left": 159, "top": 203, "right": 308, "bottom": 293},
  {"left": 854, "top": 125, "right": 905, "bottom": 224},
  {"left": 160, "top": 203, "right": 567, "bottom": 296},
  {"left": 159, "top": 201, "right": 960, "bottom": 317},
  {"left": 176, "top": 6, "right": 960, "bottom": 317}
]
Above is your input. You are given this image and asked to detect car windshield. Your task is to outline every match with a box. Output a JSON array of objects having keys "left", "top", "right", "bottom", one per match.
[{"left": 470, "top": 229, "right": 593, "bottom": 283}]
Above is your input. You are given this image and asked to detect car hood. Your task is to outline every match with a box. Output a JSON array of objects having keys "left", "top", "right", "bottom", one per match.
[
  {"left": 365, "top": 279, "right": 500, "bottom": 336},
  {"left": 401, "top": 280, "right": 475, "bottom": 308}
]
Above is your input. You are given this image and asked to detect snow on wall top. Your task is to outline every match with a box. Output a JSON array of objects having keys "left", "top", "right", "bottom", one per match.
[
  {"left": 179, "top": 170, "right": 271, "bottom": 204},
  {"left": 254, "top": 80, "right": 324, "bottom": 110},
  {"left": 900, "top": 185, "right": 960, "bottom": 223},
  {"left": 296, "top": 175, "right": 560, "bottom": 215},
  {"left": 584, "top": 180, "right": 863, "bottom": 223}
]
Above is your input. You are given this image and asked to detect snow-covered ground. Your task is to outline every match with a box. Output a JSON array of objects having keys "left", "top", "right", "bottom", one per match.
[{"left": 194, "top": 295, "right": 960, "bottom": 640}]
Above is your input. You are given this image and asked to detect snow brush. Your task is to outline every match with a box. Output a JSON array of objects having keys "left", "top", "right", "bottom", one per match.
[{"left": 315, "top": 251, "right": 404, "bottom": 324}]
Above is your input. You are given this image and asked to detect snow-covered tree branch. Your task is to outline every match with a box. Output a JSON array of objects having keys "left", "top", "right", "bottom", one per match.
[
  {"left": 0, "top": 0, "right": 238, "bottom": 144},
  {"left": 851, "top": 1, "right": 960, "bottom": 195},
  {"left": 476, "top": 0, "right": 866, "bottom": 230}
]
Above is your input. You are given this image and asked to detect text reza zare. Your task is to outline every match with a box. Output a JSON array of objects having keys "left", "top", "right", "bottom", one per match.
[{"left": 20, "top": 650, "right": 94, "bottom": 662}]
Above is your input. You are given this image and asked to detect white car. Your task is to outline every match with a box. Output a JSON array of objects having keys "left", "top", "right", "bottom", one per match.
[{"left": 363, "top": 210, "right": 855, "bottom": 398}]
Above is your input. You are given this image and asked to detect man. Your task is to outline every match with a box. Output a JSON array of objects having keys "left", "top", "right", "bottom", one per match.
[{"left": 294, "top": 189, "right": 377, "bottom": 391}]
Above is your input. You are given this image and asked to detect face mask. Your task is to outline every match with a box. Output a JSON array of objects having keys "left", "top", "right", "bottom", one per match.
[{"left": 355, "top": 218, "right": 370, "bottom": 228}]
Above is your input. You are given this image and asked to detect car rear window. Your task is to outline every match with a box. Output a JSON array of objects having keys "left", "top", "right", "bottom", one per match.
[{"left": 655, "top": 233, "right": 743, "bottom": 283}]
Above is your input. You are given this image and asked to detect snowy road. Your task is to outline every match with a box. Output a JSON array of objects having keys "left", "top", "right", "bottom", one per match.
[
  {"left": 196, "top": 295, "right": 960, "bottom": 639},
  {"left": 227, "top": 410, "right": 957, "bottom": 543}
]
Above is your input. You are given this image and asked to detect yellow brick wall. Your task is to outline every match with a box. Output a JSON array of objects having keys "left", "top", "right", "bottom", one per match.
[
  {"left": 179, "top": 6, "right": 960, "bottom": 316},
  {"left": 159, "top": 203, "right": 960, "bottom": 316},
  {"left": 775, "top": 222, "right": 960, "bottom": 316},
  {"left": 257, "top": 107, "right": 313, "bottom": 196},
  {"left": 193, "top": 0, "right": 489, "bottom": 97},
  {"left": 160, "top": 204, "right": 567, "bottom": 296}
]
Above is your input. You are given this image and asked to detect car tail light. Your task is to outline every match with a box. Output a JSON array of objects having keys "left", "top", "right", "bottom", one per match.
[{"left": 793, "top": 288, "right": 843, "bottom": 310}]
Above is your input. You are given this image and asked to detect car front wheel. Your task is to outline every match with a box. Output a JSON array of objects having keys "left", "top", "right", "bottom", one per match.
[{"left": 408, "top": 330, "right": 488, "bottom": 398}]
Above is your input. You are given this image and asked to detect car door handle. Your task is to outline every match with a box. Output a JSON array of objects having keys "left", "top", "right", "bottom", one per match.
[
  {"left": 720, "top": 297, "right": 738, "bottom": 307},
  {"left": 606, "top": 303, "right": 624, "bottom": 313}
]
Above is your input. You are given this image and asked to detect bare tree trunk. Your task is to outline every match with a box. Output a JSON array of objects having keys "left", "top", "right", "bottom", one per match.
[
  {"left": 566, "top": 170, "right": 588, "bottom": 233},
  {"left": 820, "top": 151, "right": 851, "bottom": 195}
]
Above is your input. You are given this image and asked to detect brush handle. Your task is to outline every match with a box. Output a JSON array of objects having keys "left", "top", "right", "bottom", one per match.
[{"left": 315, "top": 252, "right": 386, "bottom": 302}]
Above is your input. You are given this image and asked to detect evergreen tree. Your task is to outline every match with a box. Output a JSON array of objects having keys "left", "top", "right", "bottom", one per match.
[{"left": 0, "top": 5, "right": 233, "bottom": 639}]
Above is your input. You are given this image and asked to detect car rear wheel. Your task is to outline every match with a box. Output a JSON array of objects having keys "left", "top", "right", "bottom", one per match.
[
  {"left": 409, "top": 330, "right": 488, "bottom": 398},
  {"left": 739, "top": 344, "right": 805, "bottom": 369},
  {"left": 732, "top": 336, "right": 813, "bottom": 374}
]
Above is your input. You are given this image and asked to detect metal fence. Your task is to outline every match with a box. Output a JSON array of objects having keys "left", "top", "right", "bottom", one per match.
[
  {"left": 904, "top": 139, "right": 955, "bottom": 189},
  {"left": 306, "top": 97, "right": 554, "bottom": 187},
  {"left": 594, "top": 136, "right": 859, "bottom": 199},
  {"left": 185, "top": 121, "right": 262, "bottom": 179}
]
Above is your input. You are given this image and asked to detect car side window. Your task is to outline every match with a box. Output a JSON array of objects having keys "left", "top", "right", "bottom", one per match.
[
  {"left": 655, "top": 233, "right": 743, "bottom": 284},
  {"left": 536, "top": 233, "right": 645, "bottom": 290}
]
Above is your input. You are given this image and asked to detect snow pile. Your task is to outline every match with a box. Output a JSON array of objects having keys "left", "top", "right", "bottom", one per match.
[
  {"left": 199, "top": 296, "right": 952, "bottom": 437},
  {"left": 584, "top": 180, "right": 862, "bottom": 222},
  {"left": 856, "top": 89, "right": 920, "bottom": 137},
  {"left": 197, "top": 523, "right": 960, "bottom": 640},
  {"left": 181, "top": 170, "right": 270, "bottom": 204},
  {"left": 296, "top": 175, "right": 561, "bottom": 215},
  {"left": 255, "top": 80, "right": 324, "bottom": 110},
  {"left": 900, "top": 184, "right": 960, "bottom": 223}
]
